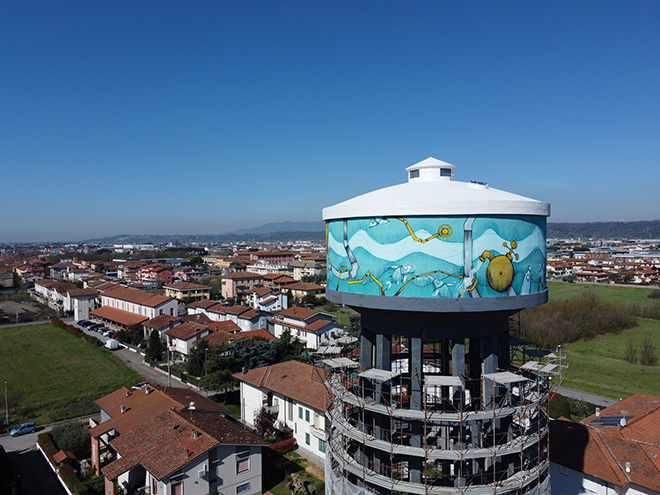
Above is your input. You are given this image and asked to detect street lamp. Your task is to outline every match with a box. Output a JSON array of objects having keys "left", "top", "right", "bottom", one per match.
[{"left": 4, "top": 381, "right": 8, "bottom": 429}]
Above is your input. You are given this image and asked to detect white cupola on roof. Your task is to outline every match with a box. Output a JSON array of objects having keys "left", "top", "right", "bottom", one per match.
[
  {"left": 406, "top": 157, "right": 456, "bottom": 181},
  {"left": 323, "top": 156, "right": 550, "bottom": 220}
]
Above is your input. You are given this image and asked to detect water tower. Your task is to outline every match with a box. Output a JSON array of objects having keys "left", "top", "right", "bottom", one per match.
[{"left": 323, "top": 157, "right": 551, "bottom": 494}]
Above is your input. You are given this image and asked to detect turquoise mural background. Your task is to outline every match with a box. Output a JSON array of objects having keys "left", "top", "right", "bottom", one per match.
[{"left": 326, "top": 215, "right": 546, "bottom": 299}]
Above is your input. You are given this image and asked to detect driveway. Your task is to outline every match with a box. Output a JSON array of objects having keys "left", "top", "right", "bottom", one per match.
[{"left": 0, "top": 427, "right": 68, "bottom": 495}]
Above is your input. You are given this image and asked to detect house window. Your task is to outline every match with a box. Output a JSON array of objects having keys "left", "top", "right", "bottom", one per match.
[
  {"left": 298, "top": 406, "right": 303, "bottom": 419},
  {"left": 305, "top": 433, "right": 310, "bottom": 445},
  {"left": 236, "top": 449, "right": 250, "bottom": 474},
  {"left": 305, "top": 410, "right": 310, "bottom": 422},
  {"left": 236, "top": 482, "right": 251, "bottom": 494},
  {"left": 287, "top": 400, "right": 293, "bottom": 421},
  {"left": 318, "top": 439, "right": 326, "bottom": 453},
  {"left": 409, "top": 169, "right": 419, "bottom": 179}
]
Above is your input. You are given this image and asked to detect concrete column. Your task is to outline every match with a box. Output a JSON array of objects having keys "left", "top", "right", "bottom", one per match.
[
  {"left": 409, "top": 337, "right": 423, "bottom": 410},
  {"left": 498, "top": 328, "right": 511, "bottom": 370},
  {"left": 452, "top": 338, "right": 465, "bottom": 377},
  {"left": 376, "top": 333, "right": 391, "bottom": 371},
  {"left": 482, "top": 334, "right": 498, "bottom": 408},
  {"left": 360, "top": 327, "right": 375, "bottom": 370}
]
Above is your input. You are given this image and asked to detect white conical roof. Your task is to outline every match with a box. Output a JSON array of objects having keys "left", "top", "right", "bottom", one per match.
[{"left": 323, "top": 157, "right": 550, "bottom": 220}]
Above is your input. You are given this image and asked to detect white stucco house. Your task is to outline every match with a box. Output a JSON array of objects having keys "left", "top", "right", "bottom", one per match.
[
  {"left": 271, "top": 306, "right": 343, "bottom": 349},
  {"left": 234, "top": 360, "right": 329, "bottom": 463}
]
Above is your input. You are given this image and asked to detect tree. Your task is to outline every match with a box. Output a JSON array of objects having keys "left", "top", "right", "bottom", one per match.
[
  {"left": 146, "top": 330, "right": 165, "bottom": 361},
  {"left": 276, "top": 329, "right": 306, "bottom": 362},
  {"left": 51, "top": 421, "right": 90, "bottom": 459},
  {"left": 187, "top": 256, "right": 203, "bottom": 265},
  {"left": 640, "top": 336, "right": 658, "bottom": 366},
  {"left": 232, "top": 338, "right": 277, "bottom": 370},
  {"left": 254, "top": 406, "right": 278, "bottom": 437},
  {"left": 186, "top": 340, "right": 210, "bottom": 377},
  {"left": 624, "top": 339, "right": 637, "bottom": 364},
  {"left": 347, "top": 313, "right": 361, "bottom": 337}
]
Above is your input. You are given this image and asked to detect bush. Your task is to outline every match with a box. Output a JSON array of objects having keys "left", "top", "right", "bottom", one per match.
[
  {"left": 624, "top": 339, "right": 638, "bottom": 364},
  {"left": 549, "top": 395, "right": 571, "bottom": 419},
  {"left": 269, "top": 438, "right": 296, "bottom": 455},
  {"left": 520, "top": 292, "right": 636, "bottom": 348},
  {"left": 51, "top": 421, "right": 91, "bottom": 459},
  {"left": 640, "top": 336, "right": 658, "bottom": 366}
]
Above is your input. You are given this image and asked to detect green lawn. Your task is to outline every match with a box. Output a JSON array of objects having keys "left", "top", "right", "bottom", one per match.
[
  {"left": 0, "top": 323, "right": 144, "bottom": 428},
  {"left": 561, "top": 319, "right": 660, "bottom": 398},
  {"left": 548, "top": 281, "right": 658, "bottom": 304}
]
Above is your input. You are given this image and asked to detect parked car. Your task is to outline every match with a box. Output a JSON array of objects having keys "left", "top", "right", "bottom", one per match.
[
  {"left": 104, "top": 339, "right": 119, "bottom": 351},
  {"left": 132, "top": 381, "right": 149, "bottom": 389},
  {"left": 10, "top": 421, "right": 35, "bottom": 437},
  {"left": 76, "top": 319, "right": 91, "bottom": 327},
  {"left": 89, "top": 323, "right": 103, "bottom": 331}
]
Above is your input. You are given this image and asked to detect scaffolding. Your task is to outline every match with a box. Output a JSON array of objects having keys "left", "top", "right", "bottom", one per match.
[{"left": 324, "top": 347, "right": 552, "bottom": 495}]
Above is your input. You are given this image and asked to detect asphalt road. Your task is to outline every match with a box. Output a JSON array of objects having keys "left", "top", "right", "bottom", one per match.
[
  {"left": 0, "top": 427, "right": 68, "bottom": 495},
  {"left": 556, "top": 385, "right": 618, "bottom": 407}
]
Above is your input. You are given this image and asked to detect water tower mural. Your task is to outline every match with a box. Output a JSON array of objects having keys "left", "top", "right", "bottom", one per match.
[{"left": 323, "top": 157, "right": 552, "bottom": 495}]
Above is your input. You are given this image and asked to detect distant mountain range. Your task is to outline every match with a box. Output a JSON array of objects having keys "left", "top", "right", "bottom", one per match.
[
  {"left": 547, "top": 220, "right": 660, "bottom": 239},
  {"left": 77, "top": 220, "right": 660, "bottom": 245},
  {"left": 225, "top": 221, "right": 325, "bottom": 235}
]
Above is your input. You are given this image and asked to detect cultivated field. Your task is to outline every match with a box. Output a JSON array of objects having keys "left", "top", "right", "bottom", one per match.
[
  {"left": 548, "top": 281, "right": 658, "bottom": 304},
  {"left": 0, "top": 323, "right": 143, "bottom": 428},
  {"left": 561, "top": 319, "right": 660, "bottom": 398}
]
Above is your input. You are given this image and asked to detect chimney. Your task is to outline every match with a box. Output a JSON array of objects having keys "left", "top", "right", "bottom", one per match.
[
  {"left": 595, "top": 408, "right": 600, "bottom": 417},
  {"left": 120, "top": 405, "right": 127, "bottom": 414},
  {"left": 189, "top": 401, "right": 195, "bottom": 410},
  {"left": 145, "top": 386, "right": 151, "bottom": 394},
  {"left": 242, "top": 367, "right": 247, "bottom": 375},
  {"left": 126, "top": 391, "right": 130, "bottom": 398},
  {"left": 625, "top": 461, "right": 631, "bottom": 473}
]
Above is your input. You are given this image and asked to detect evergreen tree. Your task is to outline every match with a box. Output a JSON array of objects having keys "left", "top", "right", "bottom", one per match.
[
  {"left": 146, "top": 330, "right": 165, "bottom": 361},
  {"left": 186, "top": 340, "right": 209, "bottom": 377}
]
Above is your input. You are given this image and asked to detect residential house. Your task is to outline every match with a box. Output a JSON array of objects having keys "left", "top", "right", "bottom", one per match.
[
  {"left": 33, "top": 279, "right": 77, "bottom": 313},
  {"left": 246, "top": 287, "right": 288, "bottom": 312},
  {"left": 271, "top": 307, "right": 342, "bottom": 349},
  {"left": 187, "top": 299, "right": 221, "bottom": 315},
  {"left": 90, "top": 306, "right": 149, "bottom": 333},
  {"left": 66, "top": 288, "right": 99, "bottom": 321},
  {"left": 166, "top": 322, "right": 210, "bottom": 356},
  {"left": 234, "top": 361, "right": 329, "bottom": 463},
  {"left": 90, "top": 385, "right": 265, "bottom": 495},
  {"left": 282, "top": 282, "right": 325, "bottom": 302},
  {"left": 138, "top": 263, "right": 173, "bottom": 285},
  {"left": 262, "top": 273, "right": 297, "bottom": 289},
  {"left": 164, "top": 282, "right": 212, "bottom": 302},
  {"left": 550, "top": 393, "right": 660, "bottom": 495},
  {"left": 143, "top": 314, "right": 182, "bottom": 341},
  {"left": 221, "top": 272, "right": 263, "bottom": 300},
  {"left": 101, "top": 286, "right": 178, "bottom": 320}
]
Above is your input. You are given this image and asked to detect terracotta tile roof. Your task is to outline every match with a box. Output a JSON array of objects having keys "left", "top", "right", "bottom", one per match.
[
  {"left": 144, "top": 314, "right": 181, "bottom": 329},
  {"left": 187, "top": 299, "right": 221, "bottom": 310},
  {"left": 250, "top": 287, "right": 273, "bottom": 296},
  {"left": 180, "top": 313, "right": 214, "bottom": 325},
  {"left": 207, "top": 320, "right": 241, "bottom": 333},
  {"left": 91, "top": 387, "right": 184, "bottom": 438},
  {"left": 90, "top": 306, "right": 149, "bottom": 326},
  {"left": 551, "top": 393, "right": 660, "bottom": 491},
  {"left": 238, "top": 308, "right": 261, "bottom": 320},
  {"left": 277, "top": 306, "right": 320, "bottom": 321},
  {"left": 163, "top": 282, "right": 211, "bottom": 291},
  {"left": 67, "top": 288, "right": 99, "bottom": 297},
  {"left": 183, "top": 410, "right": 268, "bottom": 446},
  {"left": 234, "top": 360, "right": 329, "bottom": 412},
  {"left": 166, "top": 322, "right": 208, "bottom": 340},
  {"left": 204, "top": 328, "right": 275, "bottom": 347},
  {"left": 223, "top": 271, "right": 262, "bottom": 280},
  {"left": 103, "top": 409, "right": 218, "bottom": 481},
  {"left": 154, "top": 386, "right": 228, "bottom": 413},
  {"left": 224, "top": 305, "right": 250, "bottom": 316},
  {"left": 102, "top": 286, "right": 173, "bottom": 308}
]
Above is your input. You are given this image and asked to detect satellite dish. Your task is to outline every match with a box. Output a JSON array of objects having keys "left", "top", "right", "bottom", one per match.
[{"left": 619, "top": 417, "right": 627, "bottom": 427}]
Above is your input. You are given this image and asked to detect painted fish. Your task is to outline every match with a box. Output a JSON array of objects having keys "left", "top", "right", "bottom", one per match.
[{"left": 369, "top": 217, "right": 389, "bottom": 228}]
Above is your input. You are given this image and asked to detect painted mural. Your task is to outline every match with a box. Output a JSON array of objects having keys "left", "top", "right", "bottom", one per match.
[{"left": 326, "top": 215, "right": 546, "bottom": 299}]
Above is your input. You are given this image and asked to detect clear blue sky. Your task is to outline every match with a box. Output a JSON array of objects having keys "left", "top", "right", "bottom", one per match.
[{"left": 2, "top": 1, "right": 659, "bottom": 242}]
